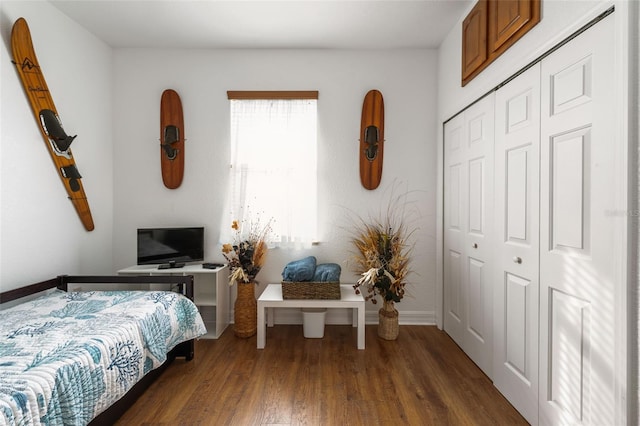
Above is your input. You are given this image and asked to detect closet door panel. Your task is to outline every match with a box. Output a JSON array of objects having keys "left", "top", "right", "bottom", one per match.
[
  {"left": 493, "top": 63, "right": 540, "bottom": 425},
  {"left": 550, "top": 128, "right": 591, "bottom": 253},
  {"left": 468, "top": 158, "right": 485, "bottom": 234},
  {"left": 548, "top": 290, "right": 592, "bottom": 423},
  {"left": 506, "top": 147, "right": 529, "bottom": 241},
  {"left": 467, "top": 257, "right": 486, "bottom": 336},
  {"left": 550, "top": 56, "right": 592, "bottom": 115},
  {"left": 539, "top": 15, "right": 616, "bottom": 426},
  {"left": 504, "top": 272, "right": 530, "bottom": 376}
]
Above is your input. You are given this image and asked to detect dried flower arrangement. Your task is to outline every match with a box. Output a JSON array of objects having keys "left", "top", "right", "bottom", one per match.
[
  {"left": 350, "top": 193, "right": 416, "bottom": 305},
  {"left": 221, "top": 216, "right": 273, "bottom": 285}
]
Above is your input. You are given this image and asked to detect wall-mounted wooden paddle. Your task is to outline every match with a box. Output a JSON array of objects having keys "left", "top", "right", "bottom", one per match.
[
  {"left": 160, "top": 89, "right": 184, "bottom": 189},
  {"left": 359, "top": 89, "right": 384, "bottom": 190},
  {"left": 11, "top": 18, "right": 94, "bottom": 231}
]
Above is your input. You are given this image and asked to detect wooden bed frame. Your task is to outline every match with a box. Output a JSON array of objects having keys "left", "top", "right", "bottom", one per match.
[{"left": 0, "top": 274, "right": 198, "bottom": 425}]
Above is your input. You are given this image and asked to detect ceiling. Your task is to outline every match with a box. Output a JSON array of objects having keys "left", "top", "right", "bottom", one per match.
[{"left": 50, "top": 0, "right": 473, "bottom": 49}]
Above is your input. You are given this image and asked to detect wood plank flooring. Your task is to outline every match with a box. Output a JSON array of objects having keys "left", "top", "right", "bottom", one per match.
[{"left": 115, "top": 325, "right": 527, "bottom": 425}]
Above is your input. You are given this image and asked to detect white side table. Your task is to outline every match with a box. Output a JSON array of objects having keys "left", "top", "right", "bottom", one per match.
[{"left": 257, "top": 284, "right": 365, "bottom": 349}]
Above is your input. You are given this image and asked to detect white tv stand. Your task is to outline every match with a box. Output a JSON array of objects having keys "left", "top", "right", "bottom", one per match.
[{"left": 117, "top": 263, "right": 229, "bottom": 339}]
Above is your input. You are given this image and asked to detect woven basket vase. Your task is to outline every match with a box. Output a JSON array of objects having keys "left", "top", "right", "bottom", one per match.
[
  {"left": 234, "top": 282, "right": 257, "bottom": 338},
  {"left": 378, "top": 300, "right": 399, "bottom": 340}
]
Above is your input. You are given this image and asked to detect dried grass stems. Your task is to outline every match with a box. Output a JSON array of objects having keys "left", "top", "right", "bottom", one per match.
[{"left": 348, "top": 189, "right": 418, "bottom": 305}]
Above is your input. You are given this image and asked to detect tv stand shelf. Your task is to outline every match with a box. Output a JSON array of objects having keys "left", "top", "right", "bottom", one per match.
[{"left": 117, "top": 264, "right": 229, "bottom": 339}]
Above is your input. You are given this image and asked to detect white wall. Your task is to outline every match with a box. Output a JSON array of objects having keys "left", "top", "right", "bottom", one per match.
[
  {"left": 113, "top": 48, "right": 439, "bottom": 322},
  {"left": 0, "top": 1, "right": 114, "bottom": 291}
]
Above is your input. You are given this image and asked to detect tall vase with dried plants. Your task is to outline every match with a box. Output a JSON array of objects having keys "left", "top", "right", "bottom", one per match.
[
  {"left": 222, "top": 216, "right": 272, "bottom": 338},
  {"left": 350, "top": 191, "right": 415, "bottom": 340}
]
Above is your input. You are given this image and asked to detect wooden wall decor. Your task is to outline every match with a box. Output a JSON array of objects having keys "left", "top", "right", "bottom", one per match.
[
  {"left": 359, "top": 89, "right": 385, "bottom": 190},
  {"left": 11, "top": 18, "right": 95, "bottom": 231},
  {"left": 462, "top": 0, "right": 541, "bottom": 86},
  {"left": 160, "top": 89, "right": 185, "bottom": 189}
]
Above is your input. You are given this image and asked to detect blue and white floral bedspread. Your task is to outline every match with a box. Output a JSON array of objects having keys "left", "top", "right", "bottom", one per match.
[{"left": 0, "top": 290, "right": 206, "bottom": 425}]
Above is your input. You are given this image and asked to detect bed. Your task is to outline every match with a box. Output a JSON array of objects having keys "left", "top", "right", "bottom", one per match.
[{"left": 0, "top": 274, "right": 206, "bottom": 425}]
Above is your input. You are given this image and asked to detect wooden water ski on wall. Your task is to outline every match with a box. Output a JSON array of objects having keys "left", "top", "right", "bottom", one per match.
[
  {"left": 11, "top": 18, "right": 94, "bottom": 231},
  {"left": 359, "top": 89, "right": 385, "bottom": 190},
  {"left": 160, "top": 89, "right": 184, "bottom": 189}
]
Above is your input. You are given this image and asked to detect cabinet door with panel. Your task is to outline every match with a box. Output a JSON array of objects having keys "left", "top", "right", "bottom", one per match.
[
  {"left": 444, "top": 113, "right": 466, "bottom": 347},
  {"left": 462, "top": 0, "right": 488, "bottom": 83},
  {"left": 538, "top": 15, "right": 618, "bottom": 426},
  {"left": 444, "top": 94, "right": 495, "bottom": 378},
  {"left": 488, "top": 0, "right": 540, "bottom": 56},
  {"left": 461, "top": 94, "right": 495, "bottom": 378},
  {"left": 493, "top": 63, "right": 541, "bottom": 425}
]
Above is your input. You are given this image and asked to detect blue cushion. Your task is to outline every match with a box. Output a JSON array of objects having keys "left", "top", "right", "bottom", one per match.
[
  {"left": 282, "top": 256, "right": 317, "bottom": 282},
  {"left": 312, "top": 263, "right": 341, "bottom": 282}
]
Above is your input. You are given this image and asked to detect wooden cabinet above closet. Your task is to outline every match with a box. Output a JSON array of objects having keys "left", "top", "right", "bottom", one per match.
[
  {"left": 462, "top": 0, "right": 541, "bottom": 86},
  {"left": 461, "top": 1, "right": 488, "bottom": 85}
]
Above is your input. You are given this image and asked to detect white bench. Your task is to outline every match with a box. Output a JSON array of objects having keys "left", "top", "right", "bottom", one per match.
[{"left": 257, "top": 284, "right": 365, "bottom": 349}]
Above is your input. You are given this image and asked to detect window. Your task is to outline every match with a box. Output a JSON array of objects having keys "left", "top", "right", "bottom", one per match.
[{"left": 226, "top": 91, "right": 318, "bottom": 248}]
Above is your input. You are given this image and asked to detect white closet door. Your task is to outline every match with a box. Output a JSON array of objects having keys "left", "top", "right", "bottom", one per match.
[
  {"left": 538, "top": 15, "right": 617, "bottom": 426},
  {"left": 461, "top": 95, "right": 495, "bottom": 376},
  {"left": 493, "top": 63, "right": 541, "bottom": 425},
  {"left": 444, "top": 94, "right": 494, "bottom": 377},
  {"left": 444, "top": 114, "right": 466, "bottom": 346}
]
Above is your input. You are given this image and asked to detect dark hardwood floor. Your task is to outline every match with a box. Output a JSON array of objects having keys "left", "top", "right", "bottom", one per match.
[{"left": 115, "top": 325, "right": 527, "bottom": 425}]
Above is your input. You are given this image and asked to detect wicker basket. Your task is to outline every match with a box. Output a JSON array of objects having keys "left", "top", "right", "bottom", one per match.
[{"left": 281, "top": 281, "right": 341, "bottom": 299}]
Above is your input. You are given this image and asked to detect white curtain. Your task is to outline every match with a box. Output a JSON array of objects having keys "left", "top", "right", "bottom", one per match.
[{"left": 225, "top": 98, "right": 318, "bottom": 249}]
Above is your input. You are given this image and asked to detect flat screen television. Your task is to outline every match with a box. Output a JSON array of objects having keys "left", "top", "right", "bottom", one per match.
[{"left": 137, "top": 227, "right": 204, "bottom": 266}]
